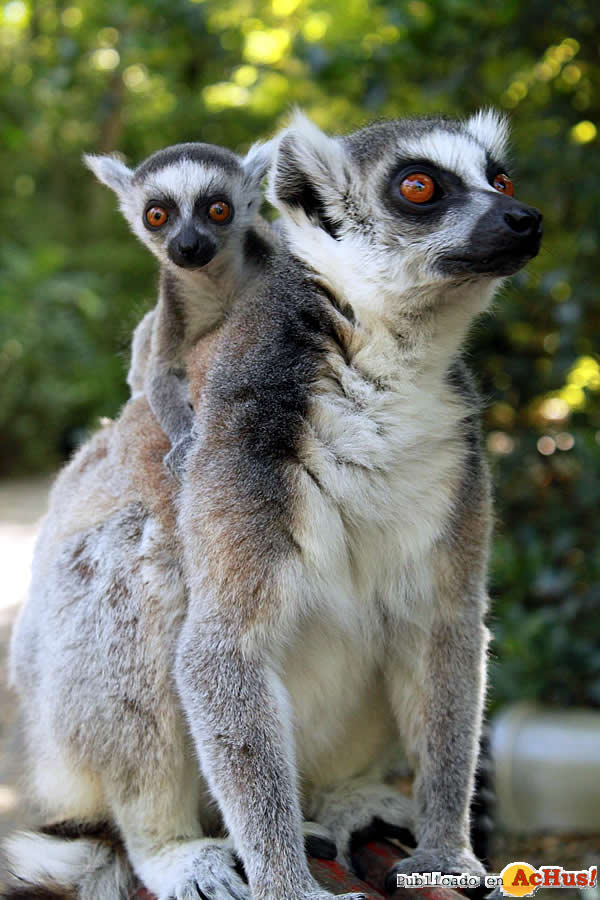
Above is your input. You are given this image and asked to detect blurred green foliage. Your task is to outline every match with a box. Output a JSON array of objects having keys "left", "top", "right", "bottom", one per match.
[{"left": 0, "top": 0, "right": 598, "bottom": 707}]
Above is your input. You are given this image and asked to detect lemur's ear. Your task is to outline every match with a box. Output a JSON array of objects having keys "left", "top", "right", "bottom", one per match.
[
  {"left": 268, "top": 111, "right": 347, "bottom": 237},
  {"left": 242, "top": 139, "right": 275, "bottom": 187},
  {"left": 465, "top": 109, "right": 510, "bottom": 159},
  {"left": 83, "top": 153, "right": 133, "bottom": 195}
]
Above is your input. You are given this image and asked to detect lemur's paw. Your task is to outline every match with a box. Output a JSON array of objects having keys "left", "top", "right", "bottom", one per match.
[
  {"left": 385, "top": 848, "right": 486, "bottom": 893},
  {"left": 164, "top": 436, "right": 194, "bottom": 482},
  {"left": 315, "top": 782, "right": 415, "bottom": 870},
  {"left": 155, "top": 840, "right": 250, "bottom": 900},
  {"left": 303, "top": 820, "right": 337, "bottom": 860}
]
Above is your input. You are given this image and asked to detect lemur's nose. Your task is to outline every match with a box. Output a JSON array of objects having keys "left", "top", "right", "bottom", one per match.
[
  {"left": 168, "top": 226, "right": 217, "bottom": 269},
  {"left": 504, "top": 206, "right": 543, "bottom": 238},
  {"left": 177, "top": 231, "right": 200, "bottom": 257}
]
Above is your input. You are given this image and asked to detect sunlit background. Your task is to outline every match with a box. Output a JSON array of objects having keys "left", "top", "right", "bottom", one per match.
[{"left": 0, "top": 0, "right": 599, "bottom": 886}]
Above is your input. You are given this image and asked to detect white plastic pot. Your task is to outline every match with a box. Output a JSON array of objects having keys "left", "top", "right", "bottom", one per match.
[{"left": 491, "top": 702, "right": 600, "bottom": 833}]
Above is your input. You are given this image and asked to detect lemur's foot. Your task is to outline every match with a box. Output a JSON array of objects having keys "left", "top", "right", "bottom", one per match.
[
  {"left": 164, "top": 435, "right": 195, "bottom": 482},
  {"left": 144, "top": 839, "right": 250, "bottom": 900},
  {"left": 313, "top": 781, "right": 415, "bottom": 870},
  {"left": 385, "top": 847, "right": 486, "bottom": 893}
]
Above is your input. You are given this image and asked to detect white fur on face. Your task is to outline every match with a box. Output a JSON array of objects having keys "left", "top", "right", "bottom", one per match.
[
  {"left": 399, "top": 130, "right": 492, "bottom": 190},
  {"left": 140, "top": 161, "right": 232, "bottom": 217}
]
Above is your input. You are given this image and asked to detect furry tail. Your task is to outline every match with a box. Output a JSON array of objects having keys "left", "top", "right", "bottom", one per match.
[{"left": 2, "top": 822, "right": 136, "bottom": 900}]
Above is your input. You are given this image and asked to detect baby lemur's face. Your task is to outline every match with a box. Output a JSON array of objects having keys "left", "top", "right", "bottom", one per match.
[{"left": 85, "top": 142, "right": 271, "bottom": 273}]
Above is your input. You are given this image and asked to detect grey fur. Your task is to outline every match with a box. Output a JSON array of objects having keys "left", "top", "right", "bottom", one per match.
[
  {"left": 86, "top": 141, "right": 275, "bottom": 478},
  {"left": 5, "top": 111, "right": 541, "bottom": 900}
]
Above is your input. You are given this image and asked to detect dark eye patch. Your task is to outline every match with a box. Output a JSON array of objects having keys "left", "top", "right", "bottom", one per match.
[
  {"left": 383, "top": 159, "right": 467, "bottom": 223},
  {"left": 142, "top": 196, "right": 178, "bottom": 232}
]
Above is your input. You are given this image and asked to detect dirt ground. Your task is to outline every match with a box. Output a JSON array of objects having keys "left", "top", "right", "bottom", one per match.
[{"left": 0, "top": 476, "right": 597, "bottom": 897}]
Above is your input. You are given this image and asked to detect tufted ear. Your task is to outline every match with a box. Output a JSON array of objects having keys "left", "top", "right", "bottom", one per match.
[
  {"left": 267, "top": 111, "right": 348, "bottom": 237},
  {"left": 465, "top": 109, "right": 510, "bottom": 160},
  {"left": 242, "top": 139, "right": 275, "bottom": 187},
  {"left": 83, "top": 153, "right": 133, "bottom": 196}
]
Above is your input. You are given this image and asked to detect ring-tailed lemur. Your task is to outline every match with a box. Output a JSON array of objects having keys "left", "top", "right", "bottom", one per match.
[
  {"left": 176, "top": 109, "right": 541, "bottom": 894},
  {"left": 84, "top": 141, "right": 273, "bottom": 477},
  {"left": 3, "top": 111, "right": 541, "bottom": 900}
]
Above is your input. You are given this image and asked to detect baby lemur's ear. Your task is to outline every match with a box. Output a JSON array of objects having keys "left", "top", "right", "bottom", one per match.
[
  {"left": 267, "top": 111, "right": 348, "bottom": 236},
  {"left": 83, "top": 153, "right": 133, "bottom": 196},
  {"left": 242, "top": 139, "right": 275, "bottom": 187}
]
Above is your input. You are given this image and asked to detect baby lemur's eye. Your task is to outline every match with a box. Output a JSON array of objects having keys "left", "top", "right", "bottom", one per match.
[
  {"left": 145, "top": 206, "right": 169, "bottom": 228},
  {"left": 493, "top": 173, "right": 514, "bottom": 197},
  {"left": 399, "top": 173, "right": 436, "bottom": 204},
  {"left": 208, "top": 201, "right": 232, "bottom": 223}
]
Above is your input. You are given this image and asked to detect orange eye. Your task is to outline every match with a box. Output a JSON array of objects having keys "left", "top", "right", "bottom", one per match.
[
  {"left": 145, "top": 206, "right": 168, "bottom": 228},
  {"left": 208, "top": 200, "right": 231, "bottom": 223},
  {"left": 493, "top": 173, "right": 514, "bottom": 197},
  {"left": 400, "top": 173, "right": 436, "bottom": 204}
]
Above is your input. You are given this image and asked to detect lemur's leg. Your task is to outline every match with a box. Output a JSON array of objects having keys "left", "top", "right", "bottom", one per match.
[
  {"left": 384, "top": 595, "right": 489, "bottom": 880},
  {"left": 146, "top": 286, "right": 195, "bottom": 479},
  {"left": 175, "top": 585, "right": 366, "bottom": 900},
  {"left": 309, "top": 778, "right": 415, "bottom": 869},
  {"left": 150, "top": 368, "right": 196, "bottom": 480},
  {"left": 108, "top": 774, "right": 250, "bottom": 900},
  {"left": 88, "top": 527, "right": 251, "bottom": 900},
  {"left": 10, "top": 510, "right": 251, "bottom": 900}
]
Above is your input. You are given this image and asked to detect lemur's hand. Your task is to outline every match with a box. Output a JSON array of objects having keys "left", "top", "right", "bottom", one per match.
[{"left": 164, "top": 434, "right": 195, "bottom": 482}]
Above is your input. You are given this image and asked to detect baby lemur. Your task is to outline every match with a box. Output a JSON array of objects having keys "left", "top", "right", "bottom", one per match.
[{"left": 85, "top": 140, "right": 273, "bottom": 476}]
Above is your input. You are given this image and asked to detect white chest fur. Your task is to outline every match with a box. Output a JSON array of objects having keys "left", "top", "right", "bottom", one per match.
[
  {"left": 281, "top": 319, "right": 470, "bottom": 784},
  {"left": 295, "top": 317, "right": 468, "bottom": 611}
]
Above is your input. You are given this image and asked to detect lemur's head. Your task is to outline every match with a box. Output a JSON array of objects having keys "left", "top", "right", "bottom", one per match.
[
  {"left": 85, "top": 141, "right": 272, "bottom": 272},
  {"left": 268, "top": 111, "right": 542, "bottom": 313}
]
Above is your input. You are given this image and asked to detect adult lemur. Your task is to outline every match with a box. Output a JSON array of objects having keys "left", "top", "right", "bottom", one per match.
[
  {"left": 4, "top": 111, "right": 541, "bottom": 900},
  {"left": 85, "top": 140, "right": 272, "bottom": 477}
]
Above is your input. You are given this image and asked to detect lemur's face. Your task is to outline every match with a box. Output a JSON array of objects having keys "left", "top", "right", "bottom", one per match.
[
  {"left": 85, "top": 142, "right": 271, "bottom": 273},
  {"left": 271, "top": 111, "right": 542, "bottom": 296},
  {"left": 128, "top": 146, "right": 260, "bottom": 271},
  {"left": 352, "top": 114, "right": 542, "bottom": 280}
]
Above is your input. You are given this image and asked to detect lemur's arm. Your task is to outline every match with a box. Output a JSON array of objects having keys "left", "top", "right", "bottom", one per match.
[{"left": 145, "top": 282, "right": 196, "bottom": 480}]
